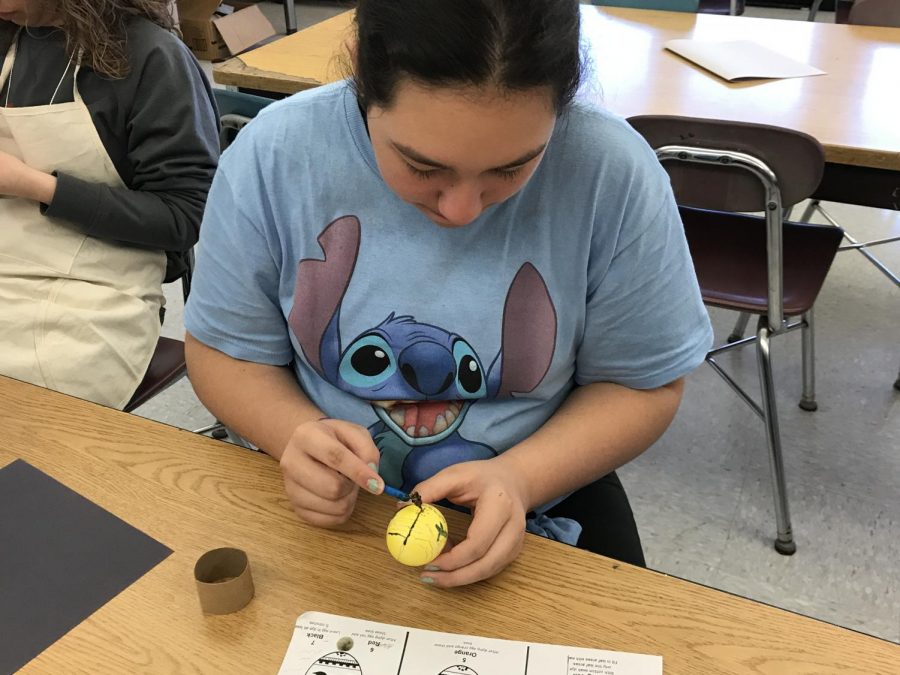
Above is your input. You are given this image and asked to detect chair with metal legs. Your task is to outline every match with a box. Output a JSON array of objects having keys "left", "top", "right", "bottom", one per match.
[
  {"left": 727, "top": 306, "right": 820, "bottom": 412},
  {"left": 629, "top": 116, "right": 845, "bottom": 554}
]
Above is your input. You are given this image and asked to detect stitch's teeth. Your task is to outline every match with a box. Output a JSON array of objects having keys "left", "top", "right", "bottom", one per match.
[
  {"left": 406, "top": 426, "right": 417, "bottom": 438},
  {"left": 444, "top": 409, "right": 456, "bottom": 425},
  {"left": 433, "top": 414, "right": 447, "bottom": 433},
  {"left": 448, "top": 401, "right": 461, "bottom": 415},
  {"left": 373, "top": 399, "right": 396, "bottom": 408},
  {"left": 418, "top": 426, "right": 429, "bottom": 437},
  {"left": 389, "top": 408, "right": 405, "bottom": 427}
]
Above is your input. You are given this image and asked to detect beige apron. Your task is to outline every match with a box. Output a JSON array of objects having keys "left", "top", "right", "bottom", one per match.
[{"left": 0, "top": 34, "right": 166, "bottom": 409}]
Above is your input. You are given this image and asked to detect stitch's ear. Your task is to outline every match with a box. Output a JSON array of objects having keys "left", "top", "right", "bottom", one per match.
[
  {"left": 490, "top": 263, "right": 557, "bottom": 398},
  {"left": 289, "top": 216, "right": 361, "bottom": 378}
]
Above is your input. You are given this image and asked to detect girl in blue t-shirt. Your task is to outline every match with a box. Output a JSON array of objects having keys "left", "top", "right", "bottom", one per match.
[{"left": 185, "top": 0, "right": 711, "bottom": 587}]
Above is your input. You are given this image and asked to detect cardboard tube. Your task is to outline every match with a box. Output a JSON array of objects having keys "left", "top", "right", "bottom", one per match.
[{"left": 194, "top": 547, "right": 254, "bottom": 614}]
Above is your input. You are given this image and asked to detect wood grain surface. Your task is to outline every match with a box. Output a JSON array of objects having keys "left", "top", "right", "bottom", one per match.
[
  {"left": 2, "top": 376, "right": 897, "bottom": 674},
  {"left": 213, "top": 7, "right": 900, "bottom": 171}
]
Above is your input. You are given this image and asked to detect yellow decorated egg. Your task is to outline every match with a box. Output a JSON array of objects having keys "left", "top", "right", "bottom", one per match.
[{"left": 385, "top": 503, "right": 449, "bottom": 567}]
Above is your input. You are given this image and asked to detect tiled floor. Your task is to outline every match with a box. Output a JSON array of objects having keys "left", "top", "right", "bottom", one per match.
[{"left": 141, "top": 1, "right": 899, "bottom": 643}]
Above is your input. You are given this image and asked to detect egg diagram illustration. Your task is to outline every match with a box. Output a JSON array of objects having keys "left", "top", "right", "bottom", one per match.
[{"left": 304, "top": 650, "right": 362, "bottom": 674}]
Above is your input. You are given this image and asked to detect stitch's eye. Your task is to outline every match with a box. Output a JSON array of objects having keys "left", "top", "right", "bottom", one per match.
[
  {"left": 340, "top": 334, "right": 396, "bottom": 387},
  {"left": 452, "top": 339, "right": 486, "bottom": 397}
]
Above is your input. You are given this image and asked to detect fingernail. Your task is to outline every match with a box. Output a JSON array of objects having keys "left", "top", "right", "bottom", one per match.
[
  {"left": 367, "top": 462, "right": 378, "bottom": 472},
  {"left": 423, "top": 565, "right": 441, "bottom": 572},
  {"left": 367, "top": 478, "right": 381, "bottom": 494},
  {"left": 419, "top": 576, "right": 434, "bottom": 585}
]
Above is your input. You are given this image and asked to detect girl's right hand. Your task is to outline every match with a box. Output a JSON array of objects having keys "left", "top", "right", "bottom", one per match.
[
  {"left": 0, "top": 150, "right": 56, "bottom": 203},
  {"left": 279, "top": 417, "right": 384, "bottom": 527}
]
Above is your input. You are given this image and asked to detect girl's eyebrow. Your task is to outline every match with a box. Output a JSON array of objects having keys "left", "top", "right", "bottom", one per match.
[{"left": 392, "top": 142, "right": 547, "bottom": 171}]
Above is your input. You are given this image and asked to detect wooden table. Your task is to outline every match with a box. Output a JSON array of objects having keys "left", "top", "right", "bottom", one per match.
[
  {"left": 213, "top": 10, "right": 354, "bottom": 95},
  {"left": 2, "top": 375, "right": 897, "bottom": 674},
  {"left": 213, "top": 7, "right": 900, "bottom": 173}
]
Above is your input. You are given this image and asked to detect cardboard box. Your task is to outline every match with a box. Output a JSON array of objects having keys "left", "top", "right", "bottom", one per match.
[{"left": 176, "top": 1, "right": 276, "bottom": 61}]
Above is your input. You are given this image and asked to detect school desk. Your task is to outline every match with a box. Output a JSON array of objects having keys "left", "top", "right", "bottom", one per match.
[{"left": 1, "top": 374, "right": 897, "bottom": 673}]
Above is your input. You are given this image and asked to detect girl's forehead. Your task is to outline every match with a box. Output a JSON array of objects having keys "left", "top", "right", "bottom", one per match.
[
  {"left": 374, "top": 85, "right": 555, "bottom": 162},
  {"left": 383, "top": 80, "right": 556, "bottom": 114}
]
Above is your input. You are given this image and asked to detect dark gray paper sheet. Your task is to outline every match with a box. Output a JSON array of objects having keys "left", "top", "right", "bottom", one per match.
[{"left": 0, "top": 459, "right": 172, "bottom": 674}]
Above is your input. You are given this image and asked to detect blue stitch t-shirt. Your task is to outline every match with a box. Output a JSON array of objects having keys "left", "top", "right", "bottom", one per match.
[{"left": 185, "top": 81, "right": 713, "bottom": 494}]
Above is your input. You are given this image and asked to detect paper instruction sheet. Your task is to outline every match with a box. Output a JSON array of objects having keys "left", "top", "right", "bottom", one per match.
[
  {"left": 665, "top": 39, "right": 825, "bottom": 81},
  {"left": 278, "top": 612, "right": 662, "bottom": 675}
]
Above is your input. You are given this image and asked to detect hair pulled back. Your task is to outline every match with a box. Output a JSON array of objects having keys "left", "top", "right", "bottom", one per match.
[{"left": 352, "top": 0, "right": 582, "bottom": 112}]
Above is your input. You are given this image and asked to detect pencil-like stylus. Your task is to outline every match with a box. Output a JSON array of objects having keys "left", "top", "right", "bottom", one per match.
[{"left": 382, "top": 484, "right": 410, "bottom": 501}]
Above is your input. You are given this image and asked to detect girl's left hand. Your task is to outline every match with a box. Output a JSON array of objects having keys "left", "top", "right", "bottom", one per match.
[{"left": 411, "top": 459, "right": 530, "bottom": 587}]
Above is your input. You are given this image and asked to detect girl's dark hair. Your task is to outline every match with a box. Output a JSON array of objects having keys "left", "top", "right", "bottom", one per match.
[{"left": 352, "top": 0, "right": 582, "bottom": 112}]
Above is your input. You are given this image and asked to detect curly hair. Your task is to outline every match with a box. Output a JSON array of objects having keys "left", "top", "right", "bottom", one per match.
[{"left": 0, "top": 0, "right": 178, "bottom": 79}]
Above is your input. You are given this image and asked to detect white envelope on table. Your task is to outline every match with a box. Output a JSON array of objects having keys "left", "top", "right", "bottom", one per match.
[{"left": 665, "top": 39, "right": 826, "bottom": 81}]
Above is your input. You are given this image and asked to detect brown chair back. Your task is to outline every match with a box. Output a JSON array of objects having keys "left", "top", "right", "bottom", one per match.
[
  {"left": 848, "top": 0, "right": 900, "bottom": 26},
  {"left": 628, "top": 116, "right": 825, "bottom": 212}
]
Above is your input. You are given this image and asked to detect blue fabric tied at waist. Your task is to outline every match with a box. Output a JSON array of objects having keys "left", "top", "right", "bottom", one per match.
[{"left": 525, "top": 513, "right": 582, "bottom": 545}]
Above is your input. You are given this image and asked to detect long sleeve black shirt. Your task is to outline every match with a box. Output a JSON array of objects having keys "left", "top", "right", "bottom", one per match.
[{"left": 0, "top": 19, "right": 219, "bottom": 281}]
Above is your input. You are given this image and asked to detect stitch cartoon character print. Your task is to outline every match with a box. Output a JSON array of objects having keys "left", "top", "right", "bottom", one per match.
[{"left": 289, "top": 216, "right": 557, "bottom": 493}]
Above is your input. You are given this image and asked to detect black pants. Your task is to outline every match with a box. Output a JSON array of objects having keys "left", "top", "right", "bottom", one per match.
[{"left": 542, "top": 471, "right": 646, "bottom": 567}]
